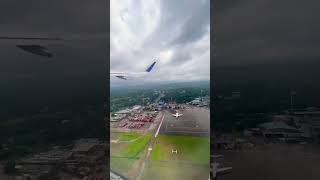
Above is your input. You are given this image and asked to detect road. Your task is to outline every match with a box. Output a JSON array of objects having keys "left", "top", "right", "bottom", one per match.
[
  {"left": 110, "top": 170, "right": 129, "bottom": 180},
  {"left": 136, "top": 112, "right": 165, "bottom": 180}
]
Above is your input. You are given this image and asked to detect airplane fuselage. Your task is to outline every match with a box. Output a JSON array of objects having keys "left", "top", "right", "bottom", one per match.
[{"left": 172, "top": 112, "right": 183, "bottom": 118}]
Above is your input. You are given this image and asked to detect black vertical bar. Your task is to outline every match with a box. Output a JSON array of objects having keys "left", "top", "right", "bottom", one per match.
[{"left": 106, "top": 0, "right": 111, "bottom": 176}]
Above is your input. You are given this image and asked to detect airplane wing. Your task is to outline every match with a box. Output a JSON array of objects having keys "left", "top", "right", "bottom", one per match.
[
  {"left": 0, "top": 36, "right": 62, "bottom": 57},
  {"left": 16, "top": 45, "right": 53, "bottom": 57},
  {"left": 211, "top": 162, "right": 232, "bottom": 179},
  {"left": 216, "top": 167, "right": 232, "bottom": 174},
  {"left": 0, "top": 35, "right": 105, "bottom": 58},
  {"left": 113, "top": 75, "right": 127, "bottom": 80},
  {"left": 110, "top": 61, "right": 156, "bottom": 80},
  {"left": 0, "top": 36, "right": 157, "bottom": 80}
]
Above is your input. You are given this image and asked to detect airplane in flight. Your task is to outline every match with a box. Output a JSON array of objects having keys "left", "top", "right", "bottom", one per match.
[
  {"left": 172, "top": 112, "right": 183, "bottom": 118},
  {"left": 0, "top": 36, "right": 157, "bottom": 80}
]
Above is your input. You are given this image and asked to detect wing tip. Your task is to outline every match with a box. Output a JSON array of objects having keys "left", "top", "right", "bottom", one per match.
[
  {"left": 16, "top": 45, "right": 53, "bottom": 58},
  {"left": 146, "top": 61, "right": 156, "bottom": 72}
]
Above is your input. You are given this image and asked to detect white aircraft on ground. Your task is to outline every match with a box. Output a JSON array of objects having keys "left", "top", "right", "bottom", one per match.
[
  {"left": 172, "top": 112, "right": 183, "bottom": 118},
  {"left": 0, "top": 36, "right": 157, "bottom": 80}
]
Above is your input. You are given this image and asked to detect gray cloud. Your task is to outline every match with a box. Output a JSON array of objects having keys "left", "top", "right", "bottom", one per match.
[
  {"left": 214, "top": 0, "right": 320, "bottom": 66},
  {"left": 0, "top": 0, "right": 107, "bottom": 93},
  {"left": 0, "top": 0, "right": 106, "bottom": 35},
  {"left": 111, "top": 0, "right": 210, "bottom": 85},
  {"left": 170, "top": 0, "right": 210, "bottom": 46}
]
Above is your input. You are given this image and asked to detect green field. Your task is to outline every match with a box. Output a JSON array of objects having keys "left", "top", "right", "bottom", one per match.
[
  {"left": 144, "top": 135, "right": 210, "bottom": 180},
  {"left": 120, "top": 134, "right": 151, "bottom": 157},
  {"left": 143, "top": 161, "right": 210, "bottom": 180},
  {"left": 118, "top": 132, "right": 142, "bottom": 141},
  {"left": 110, "top": 157, "right": 137, "bottom": 173},
  {"left": 110, "top": 134, "right": 210, "bottom": 179},
  {"left": 110, "top": 133, "right": 151, "bottom": 175},
  {"left": 151, "top": 135, "right": 210, "bottom": 165}
]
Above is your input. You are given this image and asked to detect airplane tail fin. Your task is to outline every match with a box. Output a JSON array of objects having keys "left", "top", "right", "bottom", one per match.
[{"left": 145, "top": 61, "right": 156, "bottom": 72}]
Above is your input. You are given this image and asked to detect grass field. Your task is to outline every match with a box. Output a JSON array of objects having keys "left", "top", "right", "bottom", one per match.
[
  {"left": 110, "top": 132, "right": 141, "bottom": 141},
  {"left": 150, "top": 135, "right": 210, "bottom": 165},
  {"left": 110, "top": 133, "right": 152, "bottom": 176},
  {"left": 110, "top": 157, "right": 137, "bottom": 173},
  {"left": 143, "top": 135, "right": 210, "bottom": 180},
  {"left": 118, "top": 132, "right": 142, "bottom": 141},
  {"left": 143, "top": 161, "right": 210, "bottom": 180},
  {"left": 120, "top": 134, "right": 151, "bottom": 157}
]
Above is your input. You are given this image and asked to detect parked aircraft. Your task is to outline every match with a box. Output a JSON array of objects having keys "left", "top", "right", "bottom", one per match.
[{"left": 172, "top": 112, "right": 183, "bottom": 118}]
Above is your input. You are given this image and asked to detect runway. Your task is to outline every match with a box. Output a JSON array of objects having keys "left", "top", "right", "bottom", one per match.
[{"left": 159, "top": 106, "right": 210, "bottom": 136}]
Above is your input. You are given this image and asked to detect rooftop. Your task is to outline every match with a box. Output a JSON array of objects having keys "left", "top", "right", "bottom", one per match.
[
  {"left": 259, "top": 121, "right": 297, "bottom": 130},
  {"left": 116, "top": 109, "right": 131, "bottom": 114},
  {"left": 72, "top": 139, "right": 99, "bottom": 153}
]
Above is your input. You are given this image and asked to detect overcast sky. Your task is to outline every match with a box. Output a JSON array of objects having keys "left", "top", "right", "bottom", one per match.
[
  {"left": 0, "top": 0, "right": 107, "bottom": 104},
  {"left": 110, "top": 0, "right": 210, "bottom": 85},
  {"left": 0, "top": 0, "right": 107, "bottom": 87},
  {"left": 214, "top": 0, "right": 320, "bottom": 67}
]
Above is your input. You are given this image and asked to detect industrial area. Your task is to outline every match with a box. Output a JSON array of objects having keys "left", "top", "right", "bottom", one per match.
[{"left": 111, "top": 105, "right": 157, "bottom": 131}]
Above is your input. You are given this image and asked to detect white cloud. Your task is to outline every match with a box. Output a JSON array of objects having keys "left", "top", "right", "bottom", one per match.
[{"left": 110, "top": 0, "right": 210, "bottom": 84}]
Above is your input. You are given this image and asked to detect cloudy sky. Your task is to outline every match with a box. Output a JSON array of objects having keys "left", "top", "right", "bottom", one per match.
[
  {"left": 110, "top": 0, "right": 210, "bottom": 85},
  {"left": 0, "top": 0, "right": 107, "bottom": 84},
  {"left": 214, "top": 0, "right": 320, "bottom": 67},
  {"left": 0, "top": 0, "right": 107, "bottom": 106}
]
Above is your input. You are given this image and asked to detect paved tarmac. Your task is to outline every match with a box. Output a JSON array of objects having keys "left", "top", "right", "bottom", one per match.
[{"left": 160, "top": 106, "right": 210, "bottom": 136}]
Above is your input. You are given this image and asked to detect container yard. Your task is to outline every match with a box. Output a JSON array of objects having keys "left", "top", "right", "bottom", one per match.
[{"left": 111, "top": 110, "right": 159, "bottom": 131}]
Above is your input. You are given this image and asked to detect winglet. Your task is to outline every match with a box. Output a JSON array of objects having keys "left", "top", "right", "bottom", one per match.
[
  {"left": 145, "top": 61, "right": 156, "bottom": 72},
  {"left": 115, "top": 75, "right": 127, "bottom": 80}
]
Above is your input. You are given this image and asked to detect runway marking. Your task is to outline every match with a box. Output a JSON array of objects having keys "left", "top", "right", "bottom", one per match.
[{"left": 155, "top": 114, "right": 165, "bottom": 138}]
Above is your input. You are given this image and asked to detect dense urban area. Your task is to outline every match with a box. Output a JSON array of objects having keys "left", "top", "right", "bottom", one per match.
[{"left": 0, "top": 87, "right": 107, "bottom": 180}]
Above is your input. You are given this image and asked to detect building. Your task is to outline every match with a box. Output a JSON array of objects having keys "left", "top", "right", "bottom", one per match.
[
  {"left": 293, "top": 111, "right": 320, "bottom": 143},
  {"left": 71, "top": 139, "right": 100, "bottom": 155},
  {"left": 191, "top": 98, "right": 201, "bottom": 105},
  {"left": 132, "top": 105, "right": 142, "bottom": 111},
  {"left": 258, "top": 121, "right": 302, "bottom": 142},
  {"left": 116, "top": 109, "right": 131, "bottom": 115}
]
